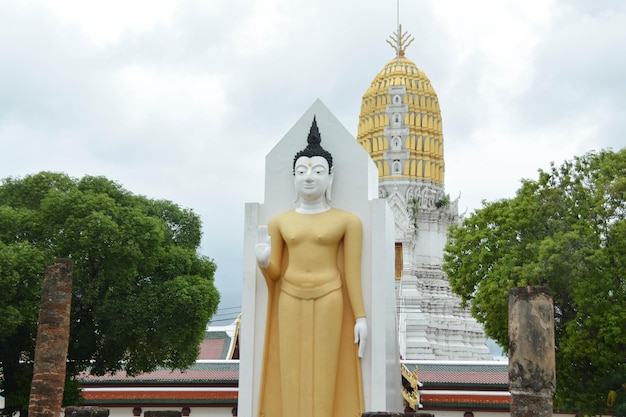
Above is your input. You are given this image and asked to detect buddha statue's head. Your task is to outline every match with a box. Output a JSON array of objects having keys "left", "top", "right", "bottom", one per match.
[{"left": 292, "top": 117, "right": 334, "bottom": 204}]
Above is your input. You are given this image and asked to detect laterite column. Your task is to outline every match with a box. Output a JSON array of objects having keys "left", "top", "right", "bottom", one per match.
[{"left": 508, "top": 286, "right": 556, "bottom": 417}]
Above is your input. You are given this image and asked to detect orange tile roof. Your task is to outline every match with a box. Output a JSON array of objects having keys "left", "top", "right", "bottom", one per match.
[
  {"left": 78, "top": 328, "right": 512, "bottom": 411},
  {"left": 81, "top": 388, "right": 237, "bottom": 406},
  {"left": 420, "top": 390, "right": 510, "bottom": 409}
]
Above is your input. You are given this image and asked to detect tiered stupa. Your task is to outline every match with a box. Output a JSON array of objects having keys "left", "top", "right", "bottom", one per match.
[{"left": 356, "top": 25, "right": 492, "bottom": 360}]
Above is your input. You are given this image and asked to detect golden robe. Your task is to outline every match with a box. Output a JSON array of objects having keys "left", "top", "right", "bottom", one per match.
[{"left": 259, "top": 208, "right": 366, "bottom": 417}]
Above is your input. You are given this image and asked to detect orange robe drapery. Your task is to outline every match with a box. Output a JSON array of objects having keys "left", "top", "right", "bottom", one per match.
[{"left": 258, "top": 209, "right": 366, "bottom": 417}]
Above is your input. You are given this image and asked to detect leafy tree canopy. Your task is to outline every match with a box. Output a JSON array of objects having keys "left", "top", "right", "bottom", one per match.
[
  {"left": 0, "top": 172, "right": 219, "bottom": 415},
  {"left": 443, "top": 149, "right": 626, "bottom": 416}
]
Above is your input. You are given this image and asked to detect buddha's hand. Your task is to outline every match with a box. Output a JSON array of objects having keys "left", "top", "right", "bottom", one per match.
[
  {"left": 255, "top": 225, "right": 271, "bottom": 269},
  {"left": 354, "top": 317, "right": 368, "bottom": 358}
]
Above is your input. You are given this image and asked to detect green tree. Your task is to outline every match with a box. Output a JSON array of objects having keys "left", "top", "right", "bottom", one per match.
[
  {"left": 0, "top": 172, "right": 220, "bottom": 416},
  {"left": 443, "top": 149, "right": 626, "bottom": 416}
]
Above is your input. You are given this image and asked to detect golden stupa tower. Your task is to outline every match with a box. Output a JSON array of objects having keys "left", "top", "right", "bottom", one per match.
[{"left": 357, "top": 25, "right": 492, "bottom": 360}]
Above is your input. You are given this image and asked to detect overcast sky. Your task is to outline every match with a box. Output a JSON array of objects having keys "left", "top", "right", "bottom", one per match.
[{"left": 1, "top": 0, "right": 624, "bottom": 324}]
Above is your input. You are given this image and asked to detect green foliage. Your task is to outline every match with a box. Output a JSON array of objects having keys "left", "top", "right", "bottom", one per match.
[
  {"left": 0, "top": 172, "right": 219, "bottom": 415},
  {"left": 435, "top": 195, "right": 450, "bottom": 208},
  {"left": 407, "top": 197, "right": 420, "bottom": 229},
  {"left": 443, "top": 149, "right": 626, "bottom": 416}
]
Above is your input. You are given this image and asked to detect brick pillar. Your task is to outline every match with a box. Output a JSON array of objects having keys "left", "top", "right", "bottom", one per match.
[
  {"left": 29, "top": 259, "right": 73, "bottom": 417},
  {"left": 508, "top": 286, "right": 556, "bottom": 417}
]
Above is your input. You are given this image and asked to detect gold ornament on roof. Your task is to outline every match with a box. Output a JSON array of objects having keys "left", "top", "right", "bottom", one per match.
[{"left": 386, "top": 24, "right": 414, "bottom": 57}]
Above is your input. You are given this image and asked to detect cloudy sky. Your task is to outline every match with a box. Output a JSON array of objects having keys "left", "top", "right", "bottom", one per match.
[{"left": 1, "top": 0, "right": 624, "bottom": 324}]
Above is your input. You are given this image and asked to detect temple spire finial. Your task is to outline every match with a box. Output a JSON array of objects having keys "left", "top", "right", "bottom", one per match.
[{"left": 386, "top": 23, "right": 414, "bottom": 57}]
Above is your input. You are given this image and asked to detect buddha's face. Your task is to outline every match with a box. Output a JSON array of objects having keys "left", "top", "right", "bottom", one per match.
[{"left": 294, "top": 156, "right": 332, "bottom": 201}]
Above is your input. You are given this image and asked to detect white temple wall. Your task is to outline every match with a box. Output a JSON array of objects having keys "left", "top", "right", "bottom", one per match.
[
  {"left": 62, "top": 407, "right": 236, "bottom": 417},
  {"left": 413, "top": 223, "right": 446, "bottom": 264},
  {"left": 68, "top": 406, "right": 579, "bottom": 417}
]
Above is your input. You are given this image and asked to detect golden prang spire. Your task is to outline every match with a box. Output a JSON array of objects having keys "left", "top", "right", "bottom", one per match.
[
  {"left": 357, "top": 23, "right": 445, "bottom": 184},
  {"left": 386, "top": 24, "right": 414, "bottom": 57}
]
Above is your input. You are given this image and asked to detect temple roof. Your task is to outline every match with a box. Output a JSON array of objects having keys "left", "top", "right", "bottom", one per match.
[
  {"left": 417, "top": 361, "right": 508, "bottom": 388},
  {"left": 79, "top": 324, "right": 509, "bottom": 410}
]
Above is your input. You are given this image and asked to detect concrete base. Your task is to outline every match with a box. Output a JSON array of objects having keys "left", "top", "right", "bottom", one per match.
[
  {"left": 362, "top": 413, "right": 434, "bottom": 417},
  {"left": 144, "top": 412, "right": 182, "bottom": 417},
  {"left": 65, "top": 407, "right": 109, "bottom": 417}
]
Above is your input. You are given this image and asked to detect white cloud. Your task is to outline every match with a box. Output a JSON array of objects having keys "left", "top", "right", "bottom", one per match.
[
  {"left": 115, "top": 65, "right": 228, "bottom": 127},
  {"left": 26, "top": 0, "right": 187, "bottom": 46},
  {"left": 1, "top": 0, "right": 624, "bottom": 315}
]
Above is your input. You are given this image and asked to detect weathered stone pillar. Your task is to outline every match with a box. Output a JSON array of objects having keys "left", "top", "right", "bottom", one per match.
[
  {"left": 64, "top": 406, "right": 109, "bottom": 417},
  {"left": 508, "top": 286, "right": 556, "bottom": 417},
  {"left": 29, "top": 259, "right": 73, "bottom": 417}
]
